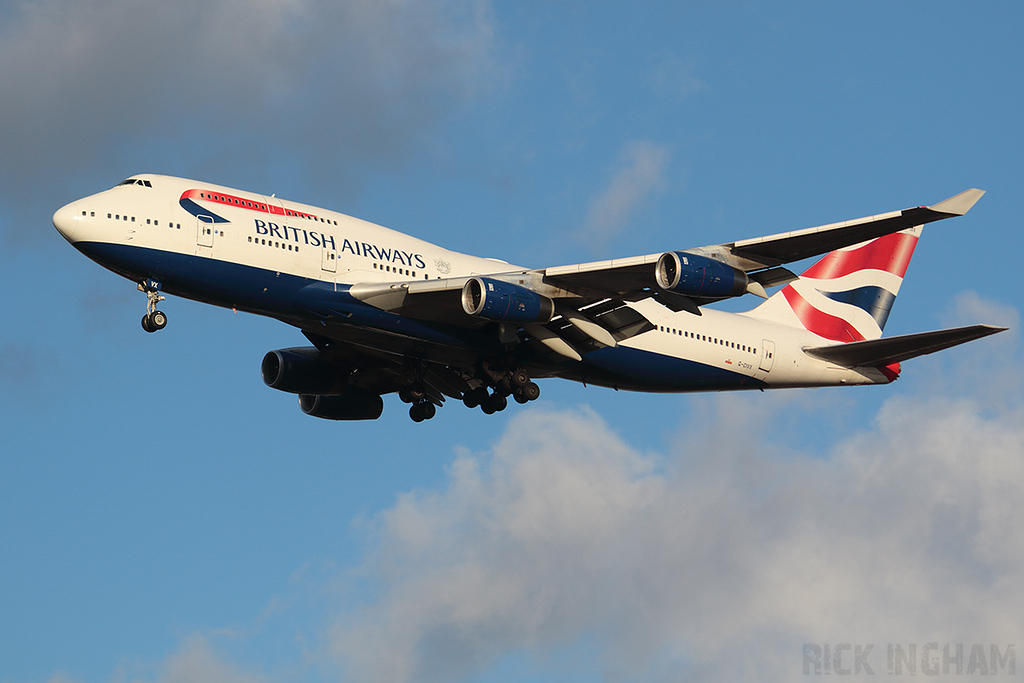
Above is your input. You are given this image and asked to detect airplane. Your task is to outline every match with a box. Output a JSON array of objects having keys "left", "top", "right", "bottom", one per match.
[{"left": 53, "top": 175, "right": 1006, "bottom": 422}]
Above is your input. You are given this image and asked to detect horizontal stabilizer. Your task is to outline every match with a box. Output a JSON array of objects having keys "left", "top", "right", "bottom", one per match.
[{"left": 803, "top": 324, "right": 1007, "bottom": 367}]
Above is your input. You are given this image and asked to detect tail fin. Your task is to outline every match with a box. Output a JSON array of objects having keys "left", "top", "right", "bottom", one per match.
[{"left": 745, "top": 227, "right": 921, "bottom": 341}]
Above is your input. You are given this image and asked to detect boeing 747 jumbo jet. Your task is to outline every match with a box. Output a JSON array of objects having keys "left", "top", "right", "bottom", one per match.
[{"left": 54, "top": 176, "right": 1005, "bottom": 422}]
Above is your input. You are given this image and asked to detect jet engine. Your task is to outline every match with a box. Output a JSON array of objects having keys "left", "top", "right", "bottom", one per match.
[
  {"left": 656, "top": 251, "right": 761, "bottom": 299},
  {"left": 461, "top": 277, "right": 554, "bottom": 323},
  {"left": 298, "top": 390, "right": 384, "bottom": 421},
  {"left": 261, "top": 348, "right": 347, "bottom": 395}
]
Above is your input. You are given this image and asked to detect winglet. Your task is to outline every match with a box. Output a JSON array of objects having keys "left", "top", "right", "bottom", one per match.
[{"left": 929, "top": 188, "right": 985, "bottom": 216}]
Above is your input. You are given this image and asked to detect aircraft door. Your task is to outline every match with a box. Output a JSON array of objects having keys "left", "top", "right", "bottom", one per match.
[
  {"left": 321, "top": 244, "right": 337, "bottom": 272},
  {"left": 196, "top": 215, "right": 215, "bottom": 247},
  {"left": 759, "top": 339, "right": 776, "bottom": 372}
]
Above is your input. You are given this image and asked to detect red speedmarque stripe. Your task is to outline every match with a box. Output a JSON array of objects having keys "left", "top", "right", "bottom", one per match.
[
  {"left": 782, "top": 287, "right": 866, "bottom": 342},
  {"left": 801, "top": 231, "right": 919, "bottom": 280}
]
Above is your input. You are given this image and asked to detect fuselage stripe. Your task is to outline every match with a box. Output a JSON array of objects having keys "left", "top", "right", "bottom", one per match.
[{"left": 179, "top": 189, "right": 322, "bottom": 221}]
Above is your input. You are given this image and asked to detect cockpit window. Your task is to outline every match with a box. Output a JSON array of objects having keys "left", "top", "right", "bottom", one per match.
[{"left": 117, "top": 178, "right": 153, "bottom": 188}]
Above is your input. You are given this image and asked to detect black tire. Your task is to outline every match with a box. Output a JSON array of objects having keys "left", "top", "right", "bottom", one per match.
[
  {"left": 141, "top": 313, "right": 156, "bottom": 333},
  {"left": 463, "top": 387, "right": 485, "bottom": 409},
  {"left": 513, "top": 390, "right": 530, "bottom": 404},
  {"left": 481, "top": 397, "right": 497, "bottom": 415},
  {"left": 492, "top": 394, "right": 507, "bottom": 412},
  {"left": 522, "top": 381, "right": 540, "bottom": 401},
  {"left": 410, "top": 403, "right": 425, "bottom": 422},
  {"left": 421, "top": 402, "right": 436, "bottom": 420},
  {"left": 150, "top": 310, "right": 167, "bottom": 330},
  {"left": 510, "top": 369, "right": 530, "bottom": 388}
]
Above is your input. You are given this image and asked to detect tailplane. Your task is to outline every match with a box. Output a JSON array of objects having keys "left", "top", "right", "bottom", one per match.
[
  {"left": 745, "top": 226, "right": 921, "bottom": 341},
  {"left": 804, "top": 324, "right": 1007, "bottom": 367}
]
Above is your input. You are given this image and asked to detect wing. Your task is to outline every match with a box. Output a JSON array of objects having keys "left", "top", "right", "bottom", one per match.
[{"left": 541, "top": 188, "right": 985, "bottom": 297}]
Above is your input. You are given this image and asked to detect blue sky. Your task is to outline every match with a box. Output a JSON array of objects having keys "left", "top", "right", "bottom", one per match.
[{"left": 1, "top": 2, "right": 1022, "bottom": 682}]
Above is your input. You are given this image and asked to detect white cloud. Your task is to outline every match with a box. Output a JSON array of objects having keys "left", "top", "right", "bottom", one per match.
[
  {"left": 581, "top": 140, "right": 670, "bottom": 248},
  {"left": 125, "top": 636, "right": 268, "bottom": 683}
]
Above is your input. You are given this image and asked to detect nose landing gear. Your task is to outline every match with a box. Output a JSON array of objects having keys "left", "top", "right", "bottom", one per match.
[{"left": 138, "top": 280, "right": 168, "bottom": 333}]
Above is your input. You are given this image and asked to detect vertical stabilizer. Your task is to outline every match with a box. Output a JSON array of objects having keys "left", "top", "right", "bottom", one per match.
[{"left": 744, "top": 227, "right": 921, "bottom": 341}]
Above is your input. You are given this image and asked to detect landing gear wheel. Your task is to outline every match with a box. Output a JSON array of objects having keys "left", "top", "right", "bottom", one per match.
[
  {"left": 513, "top": 382, "right": 540, "bottom": 404},
  {"left": 463, "top": 386, "right": 487, "bottom": 409},
  {"left": 138, "top": 280, "right": 167, "bottom": 332},
  {"left": 410, "top": 401, "right": 437, "bottom": 422},
  {"left": 510, "top": 369, "right": 530, "bottom": 389}
]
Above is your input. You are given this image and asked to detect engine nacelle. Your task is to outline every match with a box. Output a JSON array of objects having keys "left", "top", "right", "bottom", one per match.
[
  {"left": 261, "top": 348, "right": 346, "bottom": 395},
  {"left": 461, "top": 277, "right": 554, "bottom": 323},
  {"left": 298, "top": 390, "right": 384, "bottom": 421},
  {"left": 656, "top": 251, "right": 750, "bottom": 299}
]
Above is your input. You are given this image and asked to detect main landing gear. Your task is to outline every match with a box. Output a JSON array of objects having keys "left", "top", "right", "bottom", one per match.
[
  {"left": 397, "top": 361, "right": 542, "bottom": 422},
  {"left": 138, "top": 281, "right": 168, "bottom": 333},
  {"left": 399, "top": 382, "right": 438, "bottom": 422},
  {"left": 462, "top": 361, "right": 541, "bottom": 415}
]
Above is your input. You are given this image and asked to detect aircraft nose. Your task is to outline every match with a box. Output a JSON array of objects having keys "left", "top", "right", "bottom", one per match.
[{"left": 53, "top": 201, "right": 80, "bottom": 242}]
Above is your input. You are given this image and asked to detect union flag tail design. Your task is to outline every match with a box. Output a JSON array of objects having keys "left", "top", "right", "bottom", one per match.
[{"left": 745, "top": 226, "right": 921, "bottom": 341}]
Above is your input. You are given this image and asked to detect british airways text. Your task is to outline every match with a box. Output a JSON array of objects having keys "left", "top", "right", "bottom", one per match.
[{"left": 254, "top": 219, "right": 427, "bottom": 269}]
